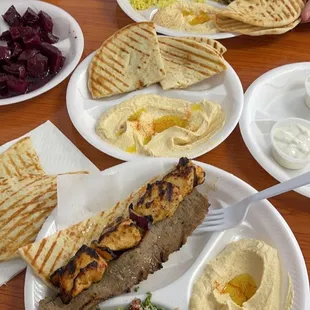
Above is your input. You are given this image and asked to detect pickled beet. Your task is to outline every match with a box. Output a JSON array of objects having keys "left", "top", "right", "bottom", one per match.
[
  {"left": 0, "top": 30, "right": 12, "bottom": 42},
  {"left": 9, "top": 26, "right": 22, "bottom": 41},
  {"left": 7, "top": 77, "right": 28, "bottom": 94},
  {"left": 3, "top": 63, "right": 26, "bottom": 79},
  {"left": 18, "top": 49, "right": 39, "bottom": 61},
  {"left": 22, "top": 8, "right": 39, "bottom": 26},
  {"left": 0, "top": 46, "right": 11, "bottom": 60},
  {"left": 0, "top": 6, "right": 65, "bottom": 99},
  {"left": 38, "top": 11, "right": 53, "bottom": 33},
  {"left": 40, "top": 31, "right": 59, "bottom": 44},
  {"left": 11, "top": 42, "right": 23, "bottom": 58},
  {"left": 24, "top": 33, "right": 41, "bottom": 49},
  {"left": 27, "top": 53, "right": 48, "bottom": 78},
  {"left": 40, "top": 42, "right": 64, "bottom": 74},
  {"left": 2, "top": 6, "right": 21, "bottom": 26},
  {"left": 0, "top": 74, "right": 7, "bottom": 90}
]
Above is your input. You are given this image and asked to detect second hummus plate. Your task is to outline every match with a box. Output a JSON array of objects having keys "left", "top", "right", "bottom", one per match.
[
  {"left": 66, "top": 50, "right": 244, "bottom": 161},
  {"left": 116, "top": 0, "right": 238, "bottom": 39},
  {"left": 25, "top": 159, "right": 309, "bottom": 309}
]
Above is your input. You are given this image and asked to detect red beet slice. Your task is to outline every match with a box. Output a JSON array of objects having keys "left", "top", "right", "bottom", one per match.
[
  {"left": 3, "top": 63, "right": 26, "bottom": 79},
  {"left": 27, "top": 53, "right": 48, "bottom": 78},
  {"left": 40, "top": 31, "right": 59, "bottom": 44},
  {"left": 0, "top": 31, "right": 12, "bottom": 42},
  {"left": 11, "top": 42, "right": 23, "bottom": 58},
  {"left": 2, "top": 5, "right": 21, "bottom": 26},
  {"left": 9, "top": 26, "right": 21, "bottom": 41},
  {"left": 40, "top": 42, "right": 64, "bottom": 74},
  {"left": 21, "top": 27, "right": 41, "bottom": 49},
  {"left": 0, "top": 46, "right": 11, "bottom": 60},
  {"left": 0, "top": 74, "right": 8, "bottom": 90},
  {"left": 18, "top": 49, "right": 39, "bottom": 61},
  {"left": 38, "top": 11, "right": 53, "bottom": 33},
  {"left": 22, "top": 8, "right": 39, "bottom": 25},
  {"left": 7, "top": 77, "right": 28, "bottom": 94}
]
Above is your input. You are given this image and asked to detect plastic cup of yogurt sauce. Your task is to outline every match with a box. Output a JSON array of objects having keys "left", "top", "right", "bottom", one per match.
[
  {"left": 271, "top": 117, "right": 310, "bottom": 170},
  {"left": 305, "top": 74, "right": 310, "bottom": 109}
]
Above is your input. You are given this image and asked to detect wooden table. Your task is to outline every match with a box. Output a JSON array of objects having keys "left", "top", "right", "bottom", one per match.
[{"left": 0, "top": 0, "right": 309, "bottom": 309}]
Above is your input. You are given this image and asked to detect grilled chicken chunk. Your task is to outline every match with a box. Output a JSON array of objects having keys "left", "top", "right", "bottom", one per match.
[
  {"left": 51, "top": 245, "right": 107, "bottom": 304},
  {"left": 163, "top": 157, "right": 205, "bottom": 198},
  {"left": 94, "top": 218, "right": 143, "bottom": 252},
  {"left": 71, "top": 260, "right": 107, "bottom": 300},
  {"left": 134, "top": 180, "right": 183, "bottom": 224}
]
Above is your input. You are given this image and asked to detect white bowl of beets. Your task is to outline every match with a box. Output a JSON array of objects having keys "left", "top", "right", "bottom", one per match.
[{"left": 0, "top": 2, "right": 84, "bottom": 105}]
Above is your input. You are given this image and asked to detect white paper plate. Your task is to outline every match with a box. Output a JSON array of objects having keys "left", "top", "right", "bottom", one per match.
[
  {"left": 0, "top": 0, "right": 84, "bottom": 106},
  {"left": 116, "top": 0, "right": 238, "bottom": 39},
  {"left": 66, "top": 51, "right": 244, "bottom": 161},
  {"left": 25, "top": 158, "right": 309, "bottom": 310},
  {"left": 240, "top": 62, "right": 310, "bottom": 198}
]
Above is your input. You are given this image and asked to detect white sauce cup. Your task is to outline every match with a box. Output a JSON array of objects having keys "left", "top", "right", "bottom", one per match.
[
  {"left": 305, "top": 74, "right": 310, "bottom": 109},
  {"left": 271, "top": 117, "right": 310, "bottom": 170}
]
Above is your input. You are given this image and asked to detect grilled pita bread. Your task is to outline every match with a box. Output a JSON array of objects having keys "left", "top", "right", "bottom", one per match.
[
  {"left": 0, "top": 175, "right": 57, "bottom": 262},
  {"left": 0, "top": 137, "right": 44, "bottom": 178},
  {"left": 182, "top": 37, "right": 227, "bottom": 55},
  {"left": 158, "top": 37, "right": 226, "bottom": 90},
  {"left": 88, "top": 22, "right": 166, "bottom": 99},
  {"left": 218, "top": 0, "right": 304, "bottom": 28},
  {"left": 19, "top": 179, "right": 155, "bottom": 289},
  {"left": 216, "top": 15, "right": 301, "bottom": 35}
]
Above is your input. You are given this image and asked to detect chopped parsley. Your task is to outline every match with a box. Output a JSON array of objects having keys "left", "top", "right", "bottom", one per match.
[
  {"left": 134, "top": 286, "right": 140, "bottom": 292},
  {"left": 142, "top": 292, "right": 165, "bottom": 310}
]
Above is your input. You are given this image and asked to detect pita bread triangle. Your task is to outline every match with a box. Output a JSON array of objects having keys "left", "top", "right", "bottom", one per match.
[
  {"left": 178, "top": 36, "right": 227, "bottom": 55},
  {"left": 0, "top": 137, "right": 44, "bottom": 178},
  {"left": 88, "top": 22, "right": 166, "bottom": 99},
  {"left": 158, "top": 37, "right": 226, "bottom": 90},
  {"left": 218, "top": 0, "right": 304, "bottom": 28},
  {"left": 0, "top": 174, "right": 57, "bottom": 262},
  {"left": 216, "top": 15, "right": 301, "bottom": 35}
]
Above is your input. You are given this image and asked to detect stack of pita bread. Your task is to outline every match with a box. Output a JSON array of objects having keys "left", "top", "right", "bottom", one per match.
[
  {"left": 0, "top": 138, "right": 85, "bottom": 263},
  {"left": 88, "top": 22, "right": 227, "bottom": 98},
  {"left": 215, "top": 0, "right": 305, "bottom": 36}
]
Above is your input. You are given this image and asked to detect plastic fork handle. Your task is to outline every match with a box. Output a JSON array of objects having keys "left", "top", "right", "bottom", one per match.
[{"left": 249, "top": 171, "right": 310, "bottom": 203}]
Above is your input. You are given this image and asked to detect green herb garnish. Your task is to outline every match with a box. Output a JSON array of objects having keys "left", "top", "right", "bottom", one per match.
[
  {"left": 142, "top": 292, "right": 165, "bottom": 310},
  {"left": 134, "top": 286, "right": 140, "bottom": 292}
]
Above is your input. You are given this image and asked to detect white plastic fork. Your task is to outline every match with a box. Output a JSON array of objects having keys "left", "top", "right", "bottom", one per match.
[{"left": 197, "top": 170, "right": 310, "bottom": 232}]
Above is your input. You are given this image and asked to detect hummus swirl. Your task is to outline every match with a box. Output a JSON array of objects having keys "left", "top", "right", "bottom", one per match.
[
  {"left": 190, "top": 239, "right": 293, "bottom": 310},
  {"left": 96, "top": 94, "right": 225, "bottom": 157},
  {"left": 152, "top": 2, "right": 220, "bottom": 34}
]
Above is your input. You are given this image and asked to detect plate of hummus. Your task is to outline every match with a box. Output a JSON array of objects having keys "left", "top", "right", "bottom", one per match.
[
  {"left": 116, "top": 0, "right": 238, "bottom": 39},
  {"left": 66, "top": 44, "right": 243, "bottom": 161},
  {"left": 24, "top": 158, "right": 309, "bottom": 310}
]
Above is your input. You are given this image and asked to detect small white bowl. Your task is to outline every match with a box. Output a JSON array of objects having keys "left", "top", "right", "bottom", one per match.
[
  {"left": 305, "top": 74, "right": 310, "bottom": 109},
  {"left": 271, "top": 118, "right": 310, "bottom": 170}
]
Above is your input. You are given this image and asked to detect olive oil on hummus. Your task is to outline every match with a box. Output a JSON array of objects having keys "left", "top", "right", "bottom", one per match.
[
  {"left": 190, "top": 239, "right": 294, "bottom": 310},
  {"left": 96, "top": 94, "right": 225, "bottom": 157}
]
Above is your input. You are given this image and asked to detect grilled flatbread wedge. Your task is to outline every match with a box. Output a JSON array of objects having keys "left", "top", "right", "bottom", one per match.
[
  {"left": 182, "top": 37, "right": 227, "bottom": 55},
  {"left": 158, "top": 37, "right": 226, "bottom": 90},
  {"left": 218, "top": 0, "right": 304, "bottom": 28},
  {"left": 0, "top": 137, "right": 44, "bottom": 178},
  {"left": 0, "top": 175, "right": 57, "bottom": 262},
  {"left": 216, "top": 15, "right": 301, "bottom": 35},
  {"left": 88, "top": 22, "right": 166, "bottom": 99}
]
